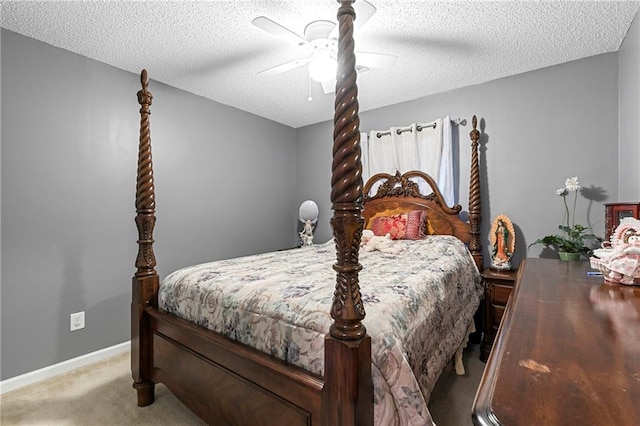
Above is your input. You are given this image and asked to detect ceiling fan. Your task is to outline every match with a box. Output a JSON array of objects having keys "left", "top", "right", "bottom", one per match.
[{"left": 252, "top": 1, "right": 397, "bottom": 96}]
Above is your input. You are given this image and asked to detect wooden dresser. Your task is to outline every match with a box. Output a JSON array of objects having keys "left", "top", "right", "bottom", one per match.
[{"left": 472, "top": 258, "right": 640, "bottom": 425}]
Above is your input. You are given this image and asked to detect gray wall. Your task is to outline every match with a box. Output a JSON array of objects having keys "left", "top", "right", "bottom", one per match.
[
  {"left": 1, "top": 29, "right": 297, "bottom": 380},
  {"left": 619, "top": 10, "right": 640, "bottom": 200},
  {"left": 296, "top": 53, "right": 619, "bottom": 267}
]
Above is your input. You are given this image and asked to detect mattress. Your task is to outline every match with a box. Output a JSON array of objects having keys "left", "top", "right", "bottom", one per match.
[{"left": 159, "top": 236, "right": 482, "bottom": 425}]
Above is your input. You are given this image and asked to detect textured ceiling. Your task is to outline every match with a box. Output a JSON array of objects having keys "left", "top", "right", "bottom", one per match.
[{"left": 2, "top": 1, "right": 639, "bottom": 128}]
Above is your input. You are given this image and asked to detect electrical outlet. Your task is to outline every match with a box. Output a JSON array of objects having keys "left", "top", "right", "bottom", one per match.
[{"left": 70, "top": 311, "right": 85, "bottom": 331}]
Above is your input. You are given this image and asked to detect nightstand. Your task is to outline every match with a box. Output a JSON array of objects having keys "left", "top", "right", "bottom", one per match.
[{"left": 480, "top": 267, "right": 518, "bottom": 362}]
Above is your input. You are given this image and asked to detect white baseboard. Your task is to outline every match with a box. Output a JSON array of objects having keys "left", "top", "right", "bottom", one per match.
[{"left": 0, "top": 341, "right": 131, "bottom": 395}]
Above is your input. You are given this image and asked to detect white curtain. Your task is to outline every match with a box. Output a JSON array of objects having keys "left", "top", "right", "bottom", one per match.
[
  {"left": 364, "top": 117, "right": 455, "bottom": 206},
  {"left": 438, "top": 116, "right": 454, "bottom": 206},
  {"left": 415, "top": 119, "right": 442, "bottom": 196},
  {"left": 392, "top": 124, "right": 419, "bottom": 173},
  {"left": 368, "top": 129, "right": 397, "bottom": 175},
  {"left": 361, "top": 131, "right": 370, "bottom": 186},
  {"left": 367, "top": 128, "right": 398, "bottom": 195}
]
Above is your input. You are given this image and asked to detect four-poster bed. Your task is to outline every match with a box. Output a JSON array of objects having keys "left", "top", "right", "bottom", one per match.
[{"left": 131, "top": 1, "right": 484, "bottom": 425}]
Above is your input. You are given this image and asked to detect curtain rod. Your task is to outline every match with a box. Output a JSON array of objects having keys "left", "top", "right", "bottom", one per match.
[{"left": 374, "top": 117, "right": 466, "bottom": 138}]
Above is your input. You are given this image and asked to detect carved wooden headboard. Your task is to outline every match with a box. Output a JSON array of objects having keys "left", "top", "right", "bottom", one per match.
[{"left": 363, "top": 170, "right": 471, "bottom": 244}]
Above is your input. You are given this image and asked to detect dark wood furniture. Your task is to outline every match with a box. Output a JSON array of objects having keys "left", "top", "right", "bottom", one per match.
[
  {"left": 131, "top": 2, "right": 484, "bottom": 424},
  {"left": 605, "top": 201, "right": 640, "bottom": 241},
  {"left": 479, "top": 267, "right": 518, "bottom": 362},
  {"left": 473, "top": 258, "right": 640, "bottom": 425}
]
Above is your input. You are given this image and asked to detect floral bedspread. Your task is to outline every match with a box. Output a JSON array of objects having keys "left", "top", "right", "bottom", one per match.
[{"left": 159, "top": 236, "right": 482, "bottom": 425}]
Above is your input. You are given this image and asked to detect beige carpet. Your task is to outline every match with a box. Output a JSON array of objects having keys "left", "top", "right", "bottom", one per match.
[
  {"left": 0, "top": 352, "right": 205, "bottom": 425},
  {"left": 1, "top": 345, "right": 485, "bottom": 425},
  {"left": 428, "top": 344, "right": 486, "bottom": 426}
]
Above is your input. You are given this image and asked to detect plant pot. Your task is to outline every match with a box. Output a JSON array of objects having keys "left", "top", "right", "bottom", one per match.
[{"left": 558, "top": 251, "right": 581, "bottom": 261}]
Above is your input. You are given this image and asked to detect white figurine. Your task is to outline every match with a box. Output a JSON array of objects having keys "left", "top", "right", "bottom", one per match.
[
  {"left": 590, "top": 217, "right": 640, "bottom": 285},
  {"left": 299, "top": 220, "right": 315, "bottom": 246}
]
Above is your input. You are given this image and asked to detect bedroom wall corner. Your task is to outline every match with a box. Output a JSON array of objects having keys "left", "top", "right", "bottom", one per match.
[
  {"left": 0, "top": 29, "right": 298, "bottom": 381},
  {"left": 618, "top": 8, "right": 640, "bottom": 200},
  {"left": 294, "top": 123, "right": 334, "bottom": 244}
]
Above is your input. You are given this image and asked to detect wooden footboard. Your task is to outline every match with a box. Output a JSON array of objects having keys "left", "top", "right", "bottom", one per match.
[{"left": 148, "top": 309, "right": 323, "bottom": 425}]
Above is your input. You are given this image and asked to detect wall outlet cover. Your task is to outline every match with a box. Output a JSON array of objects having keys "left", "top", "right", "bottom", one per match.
[{"left": 70, "top": 311, "right": 85, "bottom": 331}]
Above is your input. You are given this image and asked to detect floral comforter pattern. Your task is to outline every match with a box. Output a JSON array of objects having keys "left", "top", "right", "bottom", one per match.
[{"left": 159, "top": 236, "right": 482, "bottom": 425}]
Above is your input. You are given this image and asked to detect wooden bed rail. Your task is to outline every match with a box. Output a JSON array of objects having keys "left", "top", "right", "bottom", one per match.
[{"left": 323, "top": 1, "right": 373, "bottom": 424}]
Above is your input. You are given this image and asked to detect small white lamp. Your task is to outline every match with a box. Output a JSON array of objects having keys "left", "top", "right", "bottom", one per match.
[{"left": 298, "top": 200, "right": 319, "bottom": 246}]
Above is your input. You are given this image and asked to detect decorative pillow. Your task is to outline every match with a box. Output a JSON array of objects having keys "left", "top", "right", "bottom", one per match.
[
  {"left": 406, "top": 210, "right": 429, "bottom": 240},
  {"left": 371, "top": 213, "right": 407, "bottom": 240},
  {"left": 370, "top": 210, "right": 429, "bottom": 240}
]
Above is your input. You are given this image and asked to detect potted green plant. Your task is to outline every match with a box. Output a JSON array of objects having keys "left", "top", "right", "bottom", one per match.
[{"left": 529, "top": 177, "right": 602, "bottom": 260}]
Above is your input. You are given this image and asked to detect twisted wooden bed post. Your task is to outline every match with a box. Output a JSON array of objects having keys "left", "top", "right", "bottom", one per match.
[
  {"left": 322, "top": 1, "right": 373, "bottom": 425},
  {"left": 131, "top": 69, "right": 158, "bottom": 407},
  {"left": 468, "top": 115, "right": 483, "bottom": 270}
]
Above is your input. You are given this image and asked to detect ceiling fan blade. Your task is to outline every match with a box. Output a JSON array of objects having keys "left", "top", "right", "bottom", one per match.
[
  {"left": 258, "top": 57, "right": 311, "bottom": 76},
  {"left": 252, "top": 16, "right": 308, "bottom": 46},
  {"left": 328, "top": 0, "right": 377, "bottom": 39},
  {"left": 354, "top": 0, "right": 377, "bottom": 30},
  {"left": 321, "top": 79, "right": 335, "bottom": 94},
  {"left": 355, "top": 51, "right": 398, "bottom": 69}
]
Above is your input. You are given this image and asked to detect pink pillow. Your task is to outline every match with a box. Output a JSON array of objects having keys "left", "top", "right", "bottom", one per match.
[
  {"left": 406, "top": 210, "right": 428, "bottom": 240},
  {"left": 370, "top": 210, "right": 428, "bottom": 240},
  {"left": 371, "top": 214, "right": 407, "bottom": 240}
]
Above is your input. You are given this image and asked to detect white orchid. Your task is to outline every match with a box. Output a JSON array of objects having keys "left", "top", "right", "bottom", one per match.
[
  {"left": 530, "top": 176, "right": 601, "bottom": 256},
  {"left": 565, "top": 176, "right": 581, "bottom": 192}
]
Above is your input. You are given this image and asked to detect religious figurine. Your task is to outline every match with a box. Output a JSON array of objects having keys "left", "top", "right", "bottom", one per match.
[{"left": 490, "top": 215, "right": 515, "bottom": 270}]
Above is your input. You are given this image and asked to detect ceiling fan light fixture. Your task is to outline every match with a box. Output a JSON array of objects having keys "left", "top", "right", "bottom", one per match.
[
  {"left": 252, "top": 1, "right": 389, "bottom": 91},
  {"left": 308, "top": 55, "right": 337, "bottom": 82}
]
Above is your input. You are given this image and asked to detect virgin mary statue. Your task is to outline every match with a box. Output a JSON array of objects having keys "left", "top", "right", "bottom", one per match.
[{"left": 490, "top": 215, "right": 515, "bottom": 270}]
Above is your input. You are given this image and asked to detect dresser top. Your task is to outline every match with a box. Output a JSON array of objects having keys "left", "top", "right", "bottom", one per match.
[{"left": 473, "top": 258, "right": 640, "bottom": 425}]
